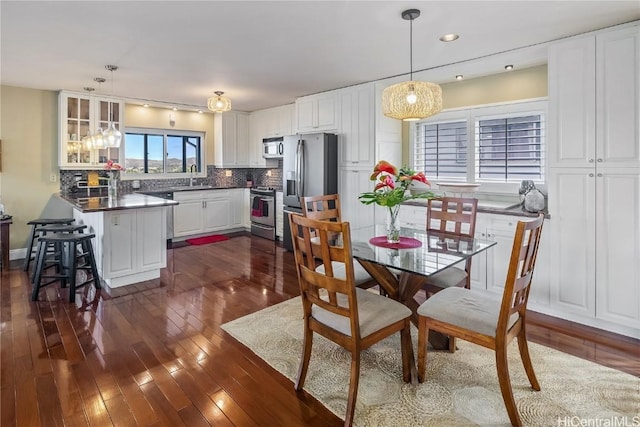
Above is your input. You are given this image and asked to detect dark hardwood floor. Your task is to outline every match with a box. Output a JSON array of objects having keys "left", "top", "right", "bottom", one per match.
[{"left": 1, "top": 233, "right": 638, "bottom": 426}]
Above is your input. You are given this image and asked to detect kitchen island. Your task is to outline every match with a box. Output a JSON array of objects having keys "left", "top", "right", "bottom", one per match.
[{"left": 57, "top": 193, "right": 178, "bottom": 293}]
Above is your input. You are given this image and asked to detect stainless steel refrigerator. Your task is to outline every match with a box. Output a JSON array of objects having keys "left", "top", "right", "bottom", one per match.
[{"left": 282, "top": 132, "right": 338, "bottom": 251}]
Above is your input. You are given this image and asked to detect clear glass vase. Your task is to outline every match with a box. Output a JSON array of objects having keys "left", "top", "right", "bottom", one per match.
[
  {"left": 386, "top": 205, "right": 401, "bottom": 244},
  {"left": 108, "top": 177, "right": 118, "bottom": 198}
]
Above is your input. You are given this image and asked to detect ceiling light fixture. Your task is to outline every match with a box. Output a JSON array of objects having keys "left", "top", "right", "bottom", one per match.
[
  {"left": 102, "top": 65, "right": 122, "bottom": 149},
  {"left": 382, "top": 9, "right": 442, "bottom": 121},
  {"left": 439, "top": 33, "right": 459, "bottom": 42},
  {"left": 89, "top": 78, "right": 106, "bottom": 150},
  {"left": 505, "top": 64, "right": 514, "bottom": 70},
  {"left": 456, "top": 75, "right": 464, "bottom": 80},
  {"left": 207, "top": 91, "right": 232, "bottom": 113}
]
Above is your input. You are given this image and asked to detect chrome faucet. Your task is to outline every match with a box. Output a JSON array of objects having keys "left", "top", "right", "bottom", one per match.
[{"left": 189, "top": 164, "right": 197, "bottom": 186}]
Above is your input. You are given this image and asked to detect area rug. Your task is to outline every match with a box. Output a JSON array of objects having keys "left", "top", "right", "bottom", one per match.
[
  {"left": 185, "top": 234, "right": 229, "bottom": 245},
  {"left": 222, "top": 298, "right": 640, "bottom": 426}
]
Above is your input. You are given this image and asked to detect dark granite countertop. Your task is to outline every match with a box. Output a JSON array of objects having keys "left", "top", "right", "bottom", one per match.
[
  {"left": 402, "top": 199, "right": 550, "bottom": 219},
  {"left": 57, "top": 193, "right": 179, "bottom": 213}
]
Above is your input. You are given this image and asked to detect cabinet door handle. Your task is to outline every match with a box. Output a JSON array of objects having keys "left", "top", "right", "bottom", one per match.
[
  {"left": 597, "top": 158, "right": 603, "bottom": 162},
  {"left": 589, "top": 173, "right": 594, "bottom": 177},
  {"left": 597, "top": 173, "right": 603, "bottom": 177},
  {"left": 588, "top": 158, "right": 594, "bottom": 163}
]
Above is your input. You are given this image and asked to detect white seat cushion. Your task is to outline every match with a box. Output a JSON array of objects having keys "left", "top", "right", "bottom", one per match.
[
  {"left": 316, "top": 261, "right": 374, "bottom": 286},
  {"left": 417, "top": 287, "right": 519, "bottom": 338},
  {"left": 312, "top": 288, "right": 411, "bottom": 338},
  {"left": 425, "top": 266, "right": 467, "bottom": 289}
]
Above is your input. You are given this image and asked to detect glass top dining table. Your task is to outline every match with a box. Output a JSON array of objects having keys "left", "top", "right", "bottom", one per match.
[
  {"left": 348, "top": 224, "right": 497, "bottom": 351},
  {"left": 349, "top": 224, "right": 496, "bottom": 278}
]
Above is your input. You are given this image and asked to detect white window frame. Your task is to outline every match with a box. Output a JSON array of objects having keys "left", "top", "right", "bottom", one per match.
[
  {"left": 410, "top": 98, "right": 547, "bottom": 195},
  {"left": 121, "top": 127, "right": 207, "bottom": 180}
]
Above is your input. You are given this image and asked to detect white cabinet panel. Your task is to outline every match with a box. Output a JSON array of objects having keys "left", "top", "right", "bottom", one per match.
[
  {"left": 339, "top": 169, "right": 375, "bottom": 228},
  {"left": 595, "top": 169, "right": 640, "bottom": 327},
  {"left": 596, "top": 26, "right": 640, "bottom": 169},
  {"left": 203, "top": 199, "right": 230, "bottom": 231},
  {"left": 276, "top": 191, "right": 284, "bottom": 239},
  {"left": 137, "top": 207, "right": 166, "bottom": 270},
  {"left": 214, "top": 111, "right": 250, "bottom": 167},
  {"left": 105, "top": 211, "right": 136, "bottom": 276},
  {"left": 548, "top": 36, "right": 596, "bottom": 168},
  {"left": 548, "top": 169, "right": 597, "bottom": 316},
  {"left": 173, "top": 189, "right": 244, "bottom": 238},
  {"left": 173, "top": 199, "right": 204, "bottom": 237},
  {"left": 296, "top": 92, "right": 337, "bottom": 133},
  {"left": 102, "top": 208, "right": 166, "bottom": 279},
  {"left": 339, "top": 84, "right": 374, "bottom": 167}
]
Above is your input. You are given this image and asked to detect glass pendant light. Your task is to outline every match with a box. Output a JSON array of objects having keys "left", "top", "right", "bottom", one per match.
[
  {"left": 382, "top": 9, "right": 443, "bottom": 121},
  {"left": 92, "top": 127, "right": 105, "bottom": 149},
  {"left": 102, "top": 65, "right": 122, "bottom": 148}
]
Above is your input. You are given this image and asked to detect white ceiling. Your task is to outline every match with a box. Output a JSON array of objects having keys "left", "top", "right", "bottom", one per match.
[{"left": 1, "top": 1, "right": 638, "bottom": 112}]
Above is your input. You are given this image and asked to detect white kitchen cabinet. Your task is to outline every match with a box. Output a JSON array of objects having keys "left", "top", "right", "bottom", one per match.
[
  {"left": 339, "top": 83, "right": 374, "bottom": 167},
  {"left": 397, "top": 203, "right": 427, "bottom": 229},
  {"left": 264, "top": 104, "right": 294, "bottom": 137},
  {"left": 548, "top": 25, "right": 639, "bottom": 169},
  {"left": 466, "top": 214, "right": 550, "bottom": 309},
  {"left": 275, "top": 191, "right": 284, "bottom": 239},
  {"left": 229, "top": 189, "right": 244, "bottom": 228},
  {"left": 173, "top": 189, "right": 245, "bottom": 238},
  {"left": 549, "top": 168, "right": 640, "bottom": 336},
  {"left": 59, "top": 91, "right": 124, "bottom": 169},
  {"left": 214, "top": 111, "right": 250, "bottom": 167},
  {"left": 173, "top": 190, "right": 205, "bottom": 237},
  {"left": 202, "top": 191, "right": 231, "bottom": 232},
  {"left": 339, "top": 169, "right": 376, "bottom": 228},
  {"left": 243, "top": 189, "right": 251, "bottom": 228},
  {"left": 296, "top": 92, "right": 338, "bottom": 134},
  {"left": 248, "top": 109, "right": 281, "bottom": 168},
  {"left": 547, "top": 23, "right": 640, "bottom": 338},
  {"left": 74, "top": 207, "right": 167, "bottom": 289}
]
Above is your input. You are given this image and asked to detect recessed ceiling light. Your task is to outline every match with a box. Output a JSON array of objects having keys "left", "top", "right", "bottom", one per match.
[
  {"left": 439, "top": 33, "right": 459, "bottom": 42},
  {"left": 172, "top": 107, "right": 178, "bottom": 111},
  {"left": 143, "top": 103, "right": 149, "bottom": 108},
  {"left": 455, "top": 75, "right": 463, "bottom": 80},
  {"left": 505, "top": 64, "right": 514, "bottom": 70},
  {"left": 198, "top": 110, "right": 203, "bottom": 114}
]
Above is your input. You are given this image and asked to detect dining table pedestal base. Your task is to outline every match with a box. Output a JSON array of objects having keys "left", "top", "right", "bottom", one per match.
[{"left": 357, "top": 259, "right": 452, "bottom": 351}]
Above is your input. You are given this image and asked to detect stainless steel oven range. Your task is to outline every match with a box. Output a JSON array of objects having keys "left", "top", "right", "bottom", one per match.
[{"left": 250, "top": 187, "right": 276, "bottom": 240}]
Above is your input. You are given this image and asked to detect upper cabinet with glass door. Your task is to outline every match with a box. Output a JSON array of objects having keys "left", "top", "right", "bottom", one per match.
[{"left": 58, "top": 91, "right": 124, "bottom": 169}]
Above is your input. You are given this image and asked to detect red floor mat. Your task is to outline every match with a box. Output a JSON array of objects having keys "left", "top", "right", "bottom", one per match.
[{"left": 185, "top": 235, "right": 230, "bottom": 245}]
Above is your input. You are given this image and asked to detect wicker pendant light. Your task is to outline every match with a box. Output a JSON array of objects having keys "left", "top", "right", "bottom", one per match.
[
  {"left": 382, "top": 9, "right": 442, "bottom": 121},
  {"left": 207, "top": 91, "right": 232, "bottom": 113}
]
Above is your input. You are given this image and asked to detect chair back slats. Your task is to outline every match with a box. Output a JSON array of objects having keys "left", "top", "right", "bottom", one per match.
[
  {"left": 301, "top": 194, "right": 341, "bottom": 223},
  {"left": 499, "top": 214, "right": 544, "bottom": 329},
  {"left": 427, "top": 197, "right": 478, "bottom": 238},
  {"left": 289, "top": 213, "right": 358, "bottom": 324}
]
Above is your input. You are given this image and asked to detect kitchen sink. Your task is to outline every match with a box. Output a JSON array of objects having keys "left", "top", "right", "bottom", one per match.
[{"left": 168, "top": 185, "right": 215, "bottom": 191}]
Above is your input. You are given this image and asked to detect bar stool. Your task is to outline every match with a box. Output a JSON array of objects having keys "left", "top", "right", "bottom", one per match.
[
  {"left": 30, "top": 224, "right": 87, "bottom": 283},
  {"left": 23, "top": 218, "right": 75, "bottom": 272},
  {"left": 31, "top": 233, "right": 101, "bottom": 303}
]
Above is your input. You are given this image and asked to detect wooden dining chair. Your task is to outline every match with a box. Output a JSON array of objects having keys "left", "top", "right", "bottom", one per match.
[
  {"left": 301, "top": 194, "right": 378, "bottom": 290},
  {"left": 423, "top": 197, "right": 478, "bottom": 293},
  {"left": 417, "top": 213, "right": 544, "bottom": 427},
  {"left": 289, "top": 213, "right": 413, "bottom": 427}
]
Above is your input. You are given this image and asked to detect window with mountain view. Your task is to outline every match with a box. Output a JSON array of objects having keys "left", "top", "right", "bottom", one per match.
[{"left": 124, "top": 129, "right": 203, "bottom": 175}]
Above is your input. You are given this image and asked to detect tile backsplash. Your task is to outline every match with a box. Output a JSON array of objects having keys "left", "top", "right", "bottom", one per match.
[{"left": 60, "top": 161, "right": 283, "bottom": 194}]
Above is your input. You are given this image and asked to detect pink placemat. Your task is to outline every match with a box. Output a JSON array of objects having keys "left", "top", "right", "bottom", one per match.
[{"left": 369, "top": 236, "right": 422, "bottom": 249}]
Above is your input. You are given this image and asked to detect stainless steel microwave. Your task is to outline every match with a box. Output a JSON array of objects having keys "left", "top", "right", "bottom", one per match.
[{"left": 262, "top": 137, "right": 284, "bottom": 158}]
